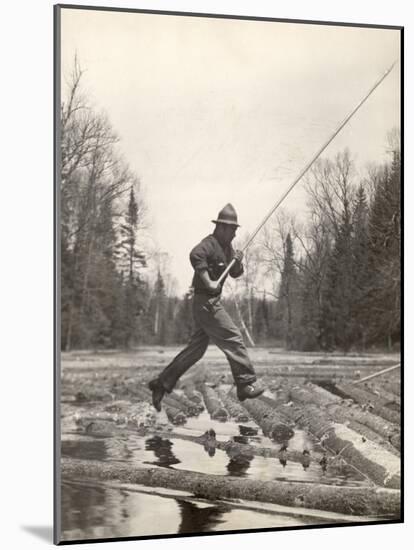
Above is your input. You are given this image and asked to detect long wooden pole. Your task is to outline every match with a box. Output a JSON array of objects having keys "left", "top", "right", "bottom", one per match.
[
  {"left": 352, "top": 363, "right": 401, "bottom": 385},
  {"left": 218, "top": 61, "right": 397, "bottom": 284}
]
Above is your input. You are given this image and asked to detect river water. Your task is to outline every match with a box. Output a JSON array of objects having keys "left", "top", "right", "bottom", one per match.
[{"left": 60, "top": 411, "right": 371, "bottom": 542}]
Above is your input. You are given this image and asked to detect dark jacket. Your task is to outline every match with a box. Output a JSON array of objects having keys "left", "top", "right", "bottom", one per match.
[{"left": 189, "top": 234, "right": 244, "bottom": 295}]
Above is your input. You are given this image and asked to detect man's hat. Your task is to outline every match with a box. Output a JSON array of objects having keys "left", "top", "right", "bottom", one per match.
[{"left": 211, "top": 203, "right": 240, "bottom": 227}]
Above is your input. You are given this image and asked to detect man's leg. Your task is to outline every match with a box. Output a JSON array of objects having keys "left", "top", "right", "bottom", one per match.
[
  {"left": 158, "top": 328, "right": 210, "bottom": 392},
  {"left": 148, "top": 327, "right": 209, "bottom": 410},
  {"left": 194, "top": 299, "right": 263, "bottom": 399}
]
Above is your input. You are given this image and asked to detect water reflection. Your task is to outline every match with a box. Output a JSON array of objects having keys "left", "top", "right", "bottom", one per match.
[
  {"left": 279, "top": 457, "right": 288, "bottom": 468},
  {"left": 61, "top": 439, "right": 107, "bottom": 461},
  {"left": 202, "top": 429, "right": 217, "bottom": 457},
  {"left": 233, "top": 435, "right": 250, "bottom": 445},
  {"left": 144, "top": 436, "right": 181, "bottom": 467},
  {"left": 302, "top": 450, "right": 311, "bottom": 471},
  {"left": 61, "top": 482, "right": 181, "bottom": 541},
  {"left": 61, "top": 482, "right": 107, "bottom": 536},
  {"left": 226, "top": 454, "right": 254, "bottom": 476},
  {"left": 238, "top": 425, "right": 258, "bottom": 437},
  {"left": 177, "top": 500, "right": 227, "bottom": 533},
  {"left": 60, "top": 482, "right": 314, "bottom": 542}
]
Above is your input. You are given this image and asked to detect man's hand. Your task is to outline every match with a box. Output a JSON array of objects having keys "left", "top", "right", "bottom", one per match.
[
  {"left": 208, "top": 280, "right": 222, "bottom": 293},
  {"left": 234, "top": 250, "right": 244, "bottom": 263}
]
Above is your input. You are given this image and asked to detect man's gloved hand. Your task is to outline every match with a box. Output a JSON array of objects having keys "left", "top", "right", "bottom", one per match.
[{"left": 234, "top": 250, "right": 244, "bottom": 263}]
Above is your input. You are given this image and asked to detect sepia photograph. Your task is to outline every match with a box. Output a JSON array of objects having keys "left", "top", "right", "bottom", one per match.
[{"left": 55, "top": 4, "right": 402, "bottom": 545}]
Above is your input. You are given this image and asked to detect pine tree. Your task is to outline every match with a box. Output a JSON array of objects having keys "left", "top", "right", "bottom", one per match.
[
  {"left": 152, "top": 270, "right": 168, "bottom": 345},
  {"left": 350, "top": 185, "right": 370, "bottom": 349},
  {"left": 274, "top": 233, "right": 300, "bottom": 349},
  {"left": 322, "top": 201, "right": 354, "bottom": 352},
  {"left": 366, "top": 150, "right": 401, "bottom": 348},
  {"left": 174, "top": 290, "right": 194, "bottom": 343},
  {"left": 253, "top": 294, "right": 270, "bottom": 344},
  {"left": 117, "top": 186, "right": 147, "bottom": 347}
]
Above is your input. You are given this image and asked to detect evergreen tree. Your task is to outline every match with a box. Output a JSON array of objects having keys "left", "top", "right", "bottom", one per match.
[
  {"left": 117, "top": 187, "right": 147, "bottom": 347},
  {"left": 152, "top": 270, "right": 168, "bottom": 345},
  {"left": 366, "top": 150, "right": 401, "bottom": 348},
  {"left": 274, "top": 233, "right": 300, "bottom": 349},
  {"left": 174, "top": 290, "right": 194, "bottom": 343},
  {"left": 321, "top": 186, "right": 355, "bottom": 352},
  {"left": 253, "top": 294, "right": 270, "bottom": 344},
  {"left": 350, "top": 185, "right": 371, "bottom": 348}
]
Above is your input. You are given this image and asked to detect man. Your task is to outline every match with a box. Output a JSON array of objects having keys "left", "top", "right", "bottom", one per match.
[{"left": 148, "top": 203, "right": 264, "bottom": 411}]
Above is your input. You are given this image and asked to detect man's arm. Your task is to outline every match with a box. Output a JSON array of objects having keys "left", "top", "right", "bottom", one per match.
[
  {"left": 198, "top": 269, "right": 222, "bottom": 293},
  {"left": 229, "top": 249, "right": 244, "bottom": 278},
  {"left": 190, "top": 238, "right": 221, "bottom": 293}
]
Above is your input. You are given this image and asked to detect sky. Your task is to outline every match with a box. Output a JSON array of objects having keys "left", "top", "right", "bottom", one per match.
[{"left": 60, "top": 8, "right": 401, "bottom": 295}]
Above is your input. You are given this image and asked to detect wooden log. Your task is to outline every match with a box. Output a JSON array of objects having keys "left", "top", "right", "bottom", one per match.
[
  {"left": 137, "top": 386, "right": 194, "bottom": 417},
  {"left": 134, "top": 387, "right": 187, "bottom": 425},
  {"left": 229, "top": 390, "right": 295, "bottom": 442},
  {"left": 352, "top": 364, "right": 400, "bottom": 385},
  {"left": 164, "top": 390, "right": 204, "bottom": 416},
  {"left": 198, "top": 384, "right": 229, "bottom": 421},
  {"left": 383, "top": 381, "right": 401, "bottom": 397},
  {"left": 290, "top": 384, "right": 400, "bottom": 451},
  {"left": 309, "top": 357, "right": 399, "bottom": 368},
  {"left": 65, "top": 477, "right": 385, "bottom": 524},
  {"left": 134, "top": 387, "right": 190, "bottom": 424},
  {"left": 254, "top": 370, "right": 359, "bottom": 379},
  {"left": 180, "top": 383, "right": 204, "bottom": 405},
  {"left": 160, "top": 391, "right": 203, "bottom": 416},
  {"left": 285, "top": 398, "right": 400, "bottom": 489},
  {"left": 336, "top": 384, "right": 400, "bottom": 425},
  {"left": 390, "top": 433, "right": 401, "bottom": 451},
  {"left": 363, "top": 383, "right": 400, "bottom": 408},
  {"left": 260, "top": 384, "right": 398, "bottom": 457},
  {"left": 61, "top": 457, "right": 400, "bottom": 518},
  {"left": 216, "top": 388, "right": 251, "bottom": 422}
]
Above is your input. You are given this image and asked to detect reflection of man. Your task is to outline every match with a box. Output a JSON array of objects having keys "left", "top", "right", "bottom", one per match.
[{"left": 149, "top": 203, "right": 264, "bottom": 411}]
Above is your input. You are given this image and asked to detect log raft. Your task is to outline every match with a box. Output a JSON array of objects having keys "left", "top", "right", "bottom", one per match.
[
  {"left": 61, "top": 457, "right": 400, "bottom": 518},
  {"left": 289, "top": 384, "right": 400, "bottom": 453},
  {"left": 286, "top": 389, "right": 400, "bottom": 489}
]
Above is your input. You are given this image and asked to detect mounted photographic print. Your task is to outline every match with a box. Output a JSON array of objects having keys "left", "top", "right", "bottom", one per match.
[{"left": 54, "top": 4, "right": 403, "bottom": 545}]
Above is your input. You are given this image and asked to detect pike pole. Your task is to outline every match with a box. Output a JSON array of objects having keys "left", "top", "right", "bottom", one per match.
[
  {"left": 217, "top": 61, "right": 397, "bottom": 285},
  {"left": 352, "top": 363, "right": 401, "bottom": 385}
]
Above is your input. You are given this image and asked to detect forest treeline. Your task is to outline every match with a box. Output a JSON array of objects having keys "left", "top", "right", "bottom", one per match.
[{"left": 60, "top": 62, "right": 401, "bottom": 352}]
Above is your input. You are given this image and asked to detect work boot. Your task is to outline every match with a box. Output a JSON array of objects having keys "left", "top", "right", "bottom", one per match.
[
  {"left": 148, "top": 378, "right": 165, "bottom": 412},
  {"left": 236, "top": 383, "right": 264, "bottom": 402}
]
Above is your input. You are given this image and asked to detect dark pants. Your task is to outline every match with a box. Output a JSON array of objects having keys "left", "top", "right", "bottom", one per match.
[{"left": 158, "top": 293, "right": 257, "bottom": 392}]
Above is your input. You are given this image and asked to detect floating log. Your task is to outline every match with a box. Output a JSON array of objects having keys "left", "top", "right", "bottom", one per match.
[
  {"left": 286, "top": 393, "right": 400, "bottom": 489},
  {"left": 162, "top": 390, "right": 204, "bottom": 416},
  {"left": 136, "top": 387, "right": 187, "bottom": 425},
  {"left": 180, "top": 384, "right": 204, "bottom": 405},
  {"left": 382, "top": 381, "right": 401, "bottom": 397},
  {"left": 335, "top": 384, "right": 400, "bottom": 425},
  {"left": 352, "top": 364, "right": 400, "bottom": 385},
  {"left": 262, "top": 385, "right": 397, "bottom": 456},
  {"left": 136, "top": 386, "right": 200, "bottom": 416},
  {"left": 290, "top": 384, "right": 400, "bottom": 452},
  {"left": 61, "top": 457, "right": 400, "bottom": 518},
  {"left": 173, "top": 388, "right": 205, "bottom": 413},
  {"left": 363, "top": 383, "right": 400, "bottom": 408},
  {"left": 229, "top": 390, "right": 294, "bottom": 442},
  {"left": 254, "top": 369, "right": 360, "bottom": 379},
  {"left": 216, "top": 388, "right": 251, "bottom": 422},
  {"left": 197, "top": 384, "right": 229, "bottom": 421}
]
